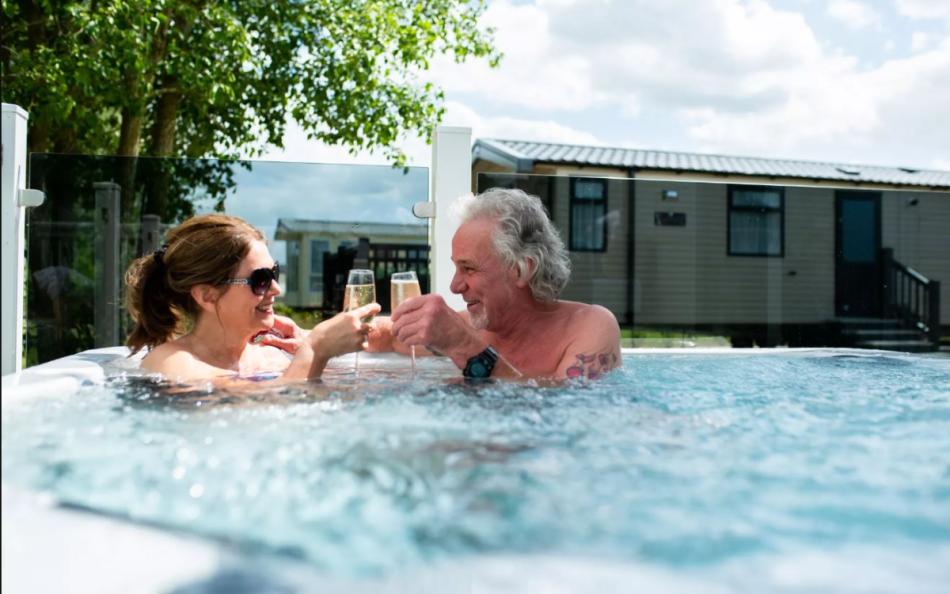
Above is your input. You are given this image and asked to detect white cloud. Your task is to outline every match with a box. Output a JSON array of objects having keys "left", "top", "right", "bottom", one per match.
[
  {"left": 911, "top": 31, "right": 937, "bottom": 51},
  {"left": 827, "top": 0, "right": 882, "bottom": 30},
  {"left": 685, "top": 37, "right": 950, "bottom": 168},
  {"left": 262, "top": 0, "right": 950, "bottom": 172},
  {"left": 426, "top": 0, "right": 606, "bottom": 111},
  {"left": 254, "top": 115, "right": 432, "bottom": 167},
  {"left": 428, "top": 0, "right": 826, "bottom": 118},
  {"left": 442, "top": 101, "right": 600, "bottom": 145},
  {"left": 257, "top": 101, "right": 599, "bottom": 168},
  {"left": 894, "top": 0, "right": 950, "bottom": 21}
]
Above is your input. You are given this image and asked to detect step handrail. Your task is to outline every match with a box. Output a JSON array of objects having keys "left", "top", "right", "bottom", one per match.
[{"left": 881, "top": 248, "right": 941, "bottom": 344}]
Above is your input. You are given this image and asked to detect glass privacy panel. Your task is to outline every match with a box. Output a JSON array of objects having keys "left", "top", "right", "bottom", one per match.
[
  {"left": 477, "top": 172, "right": 949, "bottom": 349},
  {"left": 25, "top": 155, "right": 428, "bottom": 366}
]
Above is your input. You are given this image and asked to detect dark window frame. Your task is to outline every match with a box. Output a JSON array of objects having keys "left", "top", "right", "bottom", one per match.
[
  {"left": 727, "top": 185, "right": 785, "bottom": 257},
  {"left": 569, "top": 177, "right": 608, "bottom": 252}
]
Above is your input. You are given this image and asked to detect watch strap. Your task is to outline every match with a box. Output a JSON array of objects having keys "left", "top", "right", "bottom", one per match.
[{"left": 463, "top": 345, "right": 498, "bottom": 378}]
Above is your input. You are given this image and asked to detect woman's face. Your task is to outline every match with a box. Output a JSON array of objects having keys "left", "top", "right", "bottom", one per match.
[{"left": 216, "top": 239, "right": 281, "bottom": 335}]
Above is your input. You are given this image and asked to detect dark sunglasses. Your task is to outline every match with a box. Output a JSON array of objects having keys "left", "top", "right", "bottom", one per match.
[{"left": 221, "top": 263, "right": 280, "bottom": 295}]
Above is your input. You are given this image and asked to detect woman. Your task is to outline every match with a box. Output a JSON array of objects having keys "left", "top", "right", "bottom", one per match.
[{"left": 125, "top": 214, "right": 378, "bottom": 382}]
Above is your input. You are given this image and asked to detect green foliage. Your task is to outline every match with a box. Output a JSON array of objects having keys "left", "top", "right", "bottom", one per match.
[
  {"left": 274, "top": 302, "right": 324, "bottom": 330},
  {"left": 2, "top": 0, "right": 500, "bottom": 163}
]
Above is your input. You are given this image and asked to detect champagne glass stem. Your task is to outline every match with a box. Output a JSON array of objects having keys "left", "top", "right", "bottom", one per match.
[
  {"left": 355, "top": 351, "right": 360, "bottom": 376},
  {"left": 410, "top": 346, "right": 416, "bottom": 377}
]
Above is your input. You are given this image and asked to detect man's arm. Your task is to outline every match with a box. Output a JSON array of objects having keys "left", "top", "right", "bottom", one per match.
[
  {"left": 390, "top": 294, "right": 525, "bottom": 378},
  {"left": 554, "top": 305, "right": 622, "bottom": 380}
]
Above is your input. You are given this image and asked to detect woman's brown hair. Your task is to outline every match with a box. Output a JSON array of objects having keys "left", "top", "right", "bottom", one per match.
[{"left": 124, "top": 214, "right": 265, "bottom": 354}]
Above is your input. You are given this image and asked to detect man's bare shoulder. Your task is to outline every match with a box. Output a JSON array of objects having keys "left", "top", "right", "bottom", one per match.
[
  {"left": 559, "top": 301, "right": 620, "bottom": 332},
  {"left": 552, "top": 301, "right": 621, "bottom": 380}
]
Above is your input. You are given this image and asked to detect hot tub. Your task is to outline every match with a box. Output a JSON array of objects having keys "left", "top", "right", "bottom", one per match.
[{"left": 3, "top": 348, "right": 949, "bottom": 593}]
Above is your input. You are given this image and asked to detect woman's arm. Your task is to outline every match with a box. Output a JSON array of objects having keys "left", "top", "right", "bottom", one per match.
[{"left": 282, "top": 303, "right": 381, "bottom": 380}]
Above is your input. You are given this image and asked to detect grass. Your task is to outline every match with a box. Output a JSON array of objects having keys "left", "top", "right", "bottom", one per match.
[
  {"left": 620, "top": 327, "right": 731, "bottom": 348},
  {"left": 274, "top": 303, "right": 324, "bottom": 329}
]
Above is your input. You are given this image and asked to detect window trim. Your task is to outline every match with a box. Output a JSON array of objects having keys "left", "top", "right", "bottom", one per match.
[
  {"left": 286, "top": 239, "right": 300, "bottom": 292},
  {"left": 308, "top": 239, "right": 329, "bottom": 292},
  {"left": 726, "top": 185, "right": 785, "bottom": 258},
  {"left": 569, "top": 177, "right": 608, "bottom": 253},
  {"left": 475, "top": 172, "right": 555, "bottom": 220}
]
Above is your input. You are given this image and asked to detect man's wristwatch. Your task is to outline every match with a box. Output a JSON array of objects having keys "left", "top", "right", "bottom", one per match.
[{"left": 463, "top": 346, "right": 499, "bottom": 378}]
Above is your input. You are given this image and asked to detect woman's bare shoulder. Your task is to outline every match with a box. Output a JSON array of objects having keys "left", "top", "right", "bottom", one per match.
[{"left": 140, "top": 341, "right": 218, "bottom": 379}]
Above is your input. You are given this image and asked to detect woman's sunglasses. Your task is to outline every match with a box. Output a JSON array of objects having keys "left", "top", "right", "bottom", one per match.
[{"left": 221, "top": 263, "right": 280, "bottom": 296}]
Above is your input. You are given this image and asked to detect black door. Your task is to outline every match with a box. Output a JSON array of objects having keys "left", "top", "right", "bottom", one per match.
[{"left": 835, "top": 191, "right": 882, "bottom": 316}]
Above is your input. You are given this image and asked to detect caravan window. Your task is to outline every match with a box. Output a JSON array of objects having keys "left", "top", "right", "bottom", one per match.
[
  {"left": 570, "top": 178, "right": 607, "bottom": 252},
  {"left": 309, "top": 240, "right": 329, "bottom": 292},
  {"left": 286, "top": 240, "right": 300, "bottom": 292},
  {"left": 728, "top": 186, "right": 784, "bottom": 257}
]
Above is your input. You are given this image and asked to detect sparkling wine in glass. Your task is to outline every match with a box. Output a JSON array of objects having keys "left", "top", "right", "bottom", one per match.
[
  {"left": 391, "top": 270, "right": 421, "bottom": 375},
  {"left": 345, "top": 268, "right": 376, "bottom": 374}
]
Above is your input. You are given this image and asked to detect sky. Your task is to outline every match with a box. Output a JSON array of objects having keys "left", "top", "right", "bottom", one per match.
[{"left": 259, "top": 0, "right": 950, "bottom": 172}]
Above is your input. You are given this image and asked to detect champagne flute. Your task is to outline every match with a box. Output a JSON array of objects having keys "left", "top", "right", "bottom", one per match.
[
  {"left": 391, "top": 270, "right": 421, "bottom": 376},
  {"left": 344, "top": 268, "right": 376, "bottom": 375}
]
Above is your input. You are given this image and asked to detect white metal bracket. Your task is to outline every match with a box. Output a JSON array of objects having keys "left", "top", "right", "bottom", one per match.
[
  {"left": 412, "top": 201, "right": 435, "bottom": 219},
  {"left": 17, "top": 188, "right": 45, "bottom": 207}
]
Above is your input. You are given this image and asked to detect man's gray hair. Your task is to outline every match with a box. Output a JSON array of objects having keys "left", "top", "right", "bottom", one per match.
[{"left": 458, "top": 187, "right": 571, "bottom": 302}]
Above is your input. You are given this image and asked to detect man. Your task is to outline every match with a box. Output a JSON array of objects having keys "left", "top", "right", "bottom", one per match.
[{"left": 381, "top": 187, "right": 620, "bottom": 380}]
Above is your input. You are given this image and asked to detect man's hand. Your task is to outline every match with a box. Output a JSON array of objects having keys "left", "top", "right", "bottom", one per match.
[
  {"left": 391, "top": 294, "right": 484, "bottom": 368},
  {"left": 256, "top": 315, "right": 304, "bottom": 354}
]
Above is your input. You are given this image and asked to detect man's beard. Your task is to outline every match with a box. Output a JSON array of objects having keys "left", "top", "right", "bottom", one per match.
[{"left": 469, "top": 307, "right": 489, "bottom": 330}]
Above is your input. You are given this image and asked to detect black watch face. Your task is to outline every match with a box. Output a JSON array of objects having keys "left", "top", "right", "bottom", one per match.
[
  {"left": 465, "top": 347, "right": 497, "bottom": 378},
  {"left": 470, "top": 360, "right": 489, "bottom": 378}
]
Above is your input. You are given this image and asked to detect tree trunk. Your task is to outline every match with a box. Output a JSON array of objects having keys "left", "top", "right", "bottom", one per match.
[
  {"left": 149, "top": 80, "right": 181, "bottom": 157},
  {"left": 117, "top": 110, "right": 142, "bottom": 219},
  {"left": 118, "top": 109, "right": 144, "bottom": 157}
]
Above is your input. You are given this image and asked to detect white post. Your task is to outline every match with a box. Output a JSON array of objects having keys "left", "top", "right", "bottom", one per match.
[
  {"left": 427, "top": 126, "right": 471, "bottom": 310},
  {"left": 2, "top": 103, "right": 43, "bottom": 376}
]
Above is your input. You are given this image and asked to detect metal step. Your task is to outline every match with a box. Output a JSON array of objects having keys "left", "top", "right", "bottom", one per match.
[
  {"left": 856, "top": 339, "right": 937, "bottom": 353},
  {"left": 845, "top": 328, "right": 925, "bottom": 339},
  {"left": 834, "top": 317, "right": 903, "bottom": 328}
]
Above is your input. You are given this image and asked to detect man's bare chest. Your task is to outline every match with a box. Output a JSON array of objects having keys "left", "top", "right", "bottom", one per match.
[{"left": 491, "top": 326, "right": 572, "bottom": 378}]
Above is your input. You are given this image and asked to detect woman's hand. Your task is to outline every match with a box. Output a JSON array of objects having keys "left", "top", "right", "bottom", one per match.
[
  {"left": 281, "top": 304, "right": 380, "bottom": 380},
  {"left": 309, "top": 303, "right": 382, "bottom": 360},
  {"left": 256, "top": 315, "right": 305, "bottom": 354}
]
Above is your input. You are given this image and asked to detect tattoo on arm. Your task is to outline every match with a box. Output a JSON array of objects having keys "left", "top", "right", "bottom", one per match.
[{"left": 566, "top": 352, "right": 618, "bottom": 380}]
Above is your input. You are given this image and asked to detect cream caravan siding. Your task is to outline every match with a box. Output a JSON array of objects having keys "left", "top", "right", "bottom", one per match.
[
  {"left": 881, "top": 190, "right": 950, "bottom": 320},
  {"left": 551, "top": 177, "right": 631, "bottom": 317},
  {"left": 471, "top": 159, "right": 512, "bottom": 192},
  {"left": 633, "top": 181, "right": 837, "bottom": 325},
  {"left": 469, "top": 161, "right": 950, "bottom": 327}
]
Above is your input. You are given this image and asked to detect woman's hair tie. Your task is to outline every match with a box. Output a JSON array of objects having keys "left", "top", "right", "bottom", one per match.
[{"left": 153, "top": 244, "right": 169, "bottom": 264}]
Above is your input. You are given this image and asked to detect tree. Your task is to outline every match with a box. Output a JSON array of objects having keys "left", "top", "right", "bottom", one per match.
[{"left": 1, "top": 0, "right": 500, "bottom": 164}]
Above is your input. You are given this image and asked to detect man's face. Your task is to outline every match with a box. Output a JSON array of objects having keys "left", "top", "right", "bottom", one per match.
[{"left": 449, "top": 218, "right": 517, "bottom": 331}]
